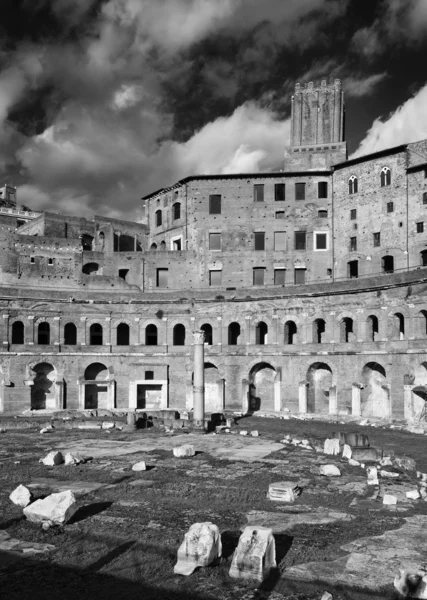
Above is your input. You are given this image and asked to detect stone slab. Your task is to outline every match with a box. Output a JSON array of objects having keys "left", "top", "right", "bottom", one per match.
[
  {"left": 26, "top": 478, "right": 112, "bottom": 496},
  {"left": 0, "top": 530, "right": 55, "bottom": 568},
  {"left": 246, "top": 509, "right": 355, "bottom": 533}
]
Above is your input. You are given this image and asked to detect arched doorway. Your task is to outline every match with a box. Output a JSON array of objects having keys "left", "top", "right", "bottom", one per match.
[
  {"left": 84, "top": 363, "right": 109, "bottom": 409},
  {"left": 82, "top": 262, "right": 99, "bottom": 275},
  {"left": 361, "top": 362, "right": 389, "bottom": 417},
  {"left": 30, "top": 363, "right": 56, "bottom": 410},
  {"left": 204, "top": 363, "right": 224, "bottom": 412},
  {"left": 248, "top": 363, "right": 276, "bottom": 412},
  {"left": 200, "top": 324, "right": 213, "bottom": 345},
  {"left": 306, "top": 363, "right": 333, "bottom": 414},
  {"left": 228, "top": 322, "right": 240, "bottom": 345},
  {"left": 255, "top": 322, "right": 268, "bottom": 345}
]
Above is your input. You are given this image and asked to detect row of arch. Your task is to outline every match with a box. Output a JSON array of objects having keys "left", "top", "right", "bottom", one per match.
[
  {"left": 155, "top": 202, "right": 181, "bottom": 227},
  {"left": 348, "top": 166, "right": 391, "bottom": 195}
]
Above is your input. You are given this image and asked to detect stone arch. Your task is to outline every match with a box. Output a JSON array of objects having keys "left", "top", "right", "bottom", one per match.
[
  {"left": 200, "top": 323, "right": 213, "bottom": 345},
  {"left": 84, "top": 362, "right": 109, "bottom": 409},
  {"left": 361, "top": 362, "right": 390, "bottom": 418},
  {"left": 204, "top": 362, "right": 224, "bottom": 412},
  {"left": 306, "top": 362, "right": 333, "bottom": 414},
  {"left": 228, "top": 321, "right": 241, "bottom": 345},
  {"left": 89, "top": 323, "right": 103, "bottom": 345},
  {"left": 411, "top": 362, "right": 427, "bottom": 418},
  {"left": 64, "top": 322, "right": 77, "bottom": 345},
  {"left": 30, "top": 362, "right": 56, "bottom": 410},
  {"left": 116, "top": 322, "right": 130, "bottom": 345},
  {"left": 255, "top": 321, "right": 268, "bottom": 345},
  {"left": 340, "top": 317, "right": 354, "bottom": 343},
  {"left": 11, "top": 320, "right": 24, "bottom": 344},
  {"left": 390, "top": 312, "right": 405, "bottom": 340},
  {"left": 173, "top": 323, "right": 186, "bottom": 346},
  {"left": 312, "top": 318, "right": 326, "bottom": 344},
  {"left": 366, "top": 314, "right": 379, "bottom": 341},
  {"left": 37, "top": 321, "right": 50, "bottom": 345},
  {"left": 248, "top": 362, "right": 276, "bottom": 412},
  {"left": 145, "top": 323, "right": 158, "bottom": 345},
  {"left": 284, "top": 320, "right": 297, "bottom": 344},
  {"left": 82, "top": 262, "right": 99, "bottom": 275}
]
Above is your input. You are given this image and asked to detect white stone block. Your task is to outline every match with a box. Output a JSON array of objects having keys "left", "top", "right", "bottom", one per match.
[
  {"left": 9, "top": 484, "right": 32, "bottom": 508},
  {"left": 319, "top": 464, "right": 341, "bottom": 477},
  {"left": 102, "top": 422, "right": 115, "bottom": 429},
  {"left": 24, "top": 490, "right": 78, "bottom": 526},
  {"left": 379, "top": 457, "right": 393, "bottom": 467},
  {"left": 64, "top": 453, "right": 83, "bottom": 466},
  {"left": 406, "top": 490, "right": 421, "bottom": 500},
  {"left": 348, "top": 458, "right": 360, "bottom": 466},
  {"left": 321, "top": 593, "right": 333, "bottom": 600},
  {"left": 324, "top": 438, "right": 340, "bottom": 455},
  {"left": 380, "top": 470, "right": 399, "bottom": 479},
  {"left": 40, "top": 426, "right": 53, "bottom": 434},
  {"left": 240, "top": 430, "right": 248, "bottom": 436},
  {"left": 342, "top": 444, "right": 352, "bottom": 460},
  {"left": 268, "top": 481, "right": 302, "bottom": 502},
  {"left": 383, "top": 494, "right": 397, "bottom": 505},
  {"left": 132, "top": 461, "right": 147, "bottom": 471},
  {"left": 366, "top": 466, "right": 379, "bottom": 485},
  {"left": 229, "top": 526, "right": 276, "bottom": 582},
  {"left": 173, "top": 444, "right": 195, "bottom": 458},
  {"left": 251, "top": 430, "right": 259, "bottom": 437},
  {"left": 41, "top": 451, "right": 64, "bottom": 466},
  {"left": 394, "top": 569, "right": 427, "bottom": 599},
  {"left": 174, "top": 522, "right": 221, "bottom": 576}
]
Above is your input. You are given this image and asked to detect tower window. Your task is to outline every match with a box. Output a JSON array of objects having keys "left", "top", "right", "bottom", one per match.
[
  {"left": 253, "top": 184, "right": 264, "bottom": 202},
  {"left": 417, "top": 222, "right": 424, "bottom": 233},
  {"left": 295, "top": 183, "right": 306, "bottom": 201},
  {"left": 348, "top": 176, "right": 358, "bottom": 194},
  {"left": 254, "top": 232, "right": 265, "bottom": 250},
  {"left": 155, "top": 209, "right": 162, "bottom": 227},
  {"left": 275, "top": 183, "right": 286, "bottom": 201},
  {"left": 373, "top": 232, "right": 381, "bottom": 247},
  {"left": 209, "top": 195, "right": 221, "bottom": 214},
  {"left": 380, "top": 167, "right": 391, "bottom": 187},
  {"left": 350, "top": 209, "right": 357, "bottom": 220},
  {"left": 318, "top": 182, "right": 328, "bottom": 199},
  {"left": 350, "top": 237, "right": 357, "bottom": 251},
  {"left": 295, "top": 231, "right": 306, "bottom": 250}
]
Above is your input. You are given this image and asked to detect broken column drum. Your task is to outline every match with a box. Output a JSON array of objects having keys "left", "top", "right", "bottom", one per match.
[{"left": 193, "top": 330, "right": 205, "bottom": 427}]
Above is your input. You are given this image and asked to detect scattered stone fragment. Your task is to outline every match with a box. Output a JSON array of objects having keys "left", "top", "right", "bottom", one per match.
[
  {"left": 41, "top": 451, "right": 64, "bottom": 466},
  {"left": 101, "top": 422, "right": 115, "bottom": 429},
  {"left": 380, "top": 470, "right": 399, "bottom": 479},
  {"left": 406, "top": 490, "right": 421, "bottom": 500},
  {"left": 394, "top": 456, "right": 417, "bottom": 471},
  {"left": 268, "top": 481, "right": 302, "bottom": 502},
  {"left": 321, "top": 593, "right": 333, "bottom": 600},
  {"left": 366, "top": 466, "right": 379, "bottom": 486},
  {"left": 78, "top": 423, "right": 102, "bottom": 430},
  {"left": 394, "top": 569, "right": 427, "bottom": 599},
  {"left": 0, "top": 530, "right": 55, "bottom": 555},
  {"left": 40, "top": 426, "right": 53, "bottom": 434},
  {"left": 324, "top": 438, "right": 340, "bottom": 455},
  {"left": 342, "top": 444, "right": 352, "bottom": 460},
  {"left": 64, "top": 452, "right": 82, "bottom": 466},
  {"left": 350, "top": 447, "right": 378, "bottom": 462},
  {"left": 24, "top": 490, "right": 78, "bottom": 526},
  {"left": 418, "top": 472, "right": 427, "bottom": 482},
  {"left": 240, "top": 430, "right": 248, "bottom": 436},
  {"left": 174, "top": 522, "right": 222, "bottom": 576},
  {"left": 332, "top": 432, "right": 370, "bottom": 448},
  {"left": 251, "top": 430, "right": 259, "bottom": 437},
  {"left": 348, "top": 458, "right": 360, "bottom": 466},
  {"left": 132, "top": 461, "right": 147, "bottom": 471},
  {"left": 379, "top": 457, "right": 393, "bottom": 467},
  {"left": 173, "top": 444, "right": 195, "bottom": 458},
  {"left": 9, "top": 484, "right": 32, "bottom": 508},
  {"left": 383, "top": 494, "right": 397, "bottom": 505},
  {"left": 319, "top": 465, "right": 341, "bottom": 477},
  {"left": 229, "top": 526, "right": 276, "bottom": 582},
  {"left": 226, "top": 418, "right": 233, "bottom": 427}
]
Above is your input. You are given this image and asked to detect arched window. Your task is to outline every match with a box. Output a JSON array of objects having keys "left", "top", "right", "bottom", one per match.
[
  {"left": 200, "top": 323, "right": 213, "bottom": 345},
  {"left": 160, "top": 240, "right": 166, "bottom": 250},
  {"left": 116, "top": 323, "right": 130, "bottom": 345},
  {"left": 394, "top": 313, "right": 405, "bottom": 340},
  {"left": 38, "top": 322, "right": 50, "bottom": 345},
  {"left": 348, "top": 176, "right": 358, "bottom": 195},
  {"left": 255, "top": 322, "right": 268, "bottom": 345},
  {"left": 90, "top": 323, "right": 103, "bottom": 345},
  {"left": 419, "top": 310, "right": 427, "bottom": 337},
  {"left": 11, "top": 321, "right": 24, "bottom": 344},
  {"left": 82, "top": 262, "right": 99, "bottom": 275},
  {"left": 284, "top": 321, "right": 297, "bottom": 345},
  {"left": 150, "top": 243, "right": 157, "bottom": 250},
  {"left": 155, "top": 210, "right": 162, "bottom": 227},
  {"left": 228, "top": 322, "right": 240, "bottom": 345},
  {"left": 382, "top": 255, "right": 394, "bottom": 273},
  {"left": 340, "top": 317, "right": 353, "bottom": 343},
  {"left": 64, "top": 323, "right": 77, "bottom": 345},
  {"left": 380, "top": 167, "right": 391, "bottom": 187},
  {"left": 313, "top": 319, "right": 326, "bottom": 343},
  {"left": 173, "top": 202, "right": 181, "bottom": 220},
  {"left": 173, "top": 324, "right": 186, "bottom": 346},
  {"left": 366, "top": 315, "right": 379, "bottom": 342},
  {"left": 145, "top": 324, "right": 158, "bottom": 345},
  {"left": 81, "top": 234, "right": 94, "bottom": 251}
]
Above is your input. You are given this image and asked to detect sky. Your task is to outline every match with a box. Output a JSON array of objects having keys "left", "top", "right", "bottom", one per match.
[{"left": 2, "top": 0, "right": 427, "bottom": 220}]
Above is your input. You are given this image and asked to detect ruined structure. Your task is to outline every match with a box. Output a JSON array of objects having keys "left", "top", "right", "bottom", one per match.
[{"left": 1, "top": 79, "right": 427, "bottom": 422}]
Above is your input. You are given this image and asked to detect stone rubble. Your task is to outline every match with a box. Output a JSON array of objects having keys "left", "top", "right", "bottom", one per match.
[
  {"left": 24, "top": 490, "right": 78, "bottom": 526},
  {"left": 394, "top": 569, "right": 427, "bottom": 599},
  {"left": 250, "top": 430, "right": 259, "bottom": 437},
  {"left": 406, "top": 490, "right": 421, "bottom": 500},
  {"left": 324, "top": 438, "right": 340, "bottom": 455},
  {"left": 321, "top": 593, "right": 333, "bottom": 600},
  {"left": 319, "top": 465, "right": 341, "bottom": 477},
  {"left": 40, "top": 451, "right": 64, "bottom": 466},
  {"left": 342, "top": 444, "right": 352, "bottom": 460},
  {"left": 64, "top": 452, "right": 82, "bottom": 466},
  {"left": 174, "top": 522, "right": 222, "bottom": 576},
  {"left": 348, "top": 458, "right": 360, "bottom": 466},
  {"left": 268, "top": 481, "right": 302, "bottom": 502},
  {"left": 366, "top": 466, "right": 379, "bottom": 486},
  {"left": 9, "top": 484, "right": 32, "bottom": 508},
  {"left": 131, "top": 461, "right": 147, "bottom": 471},
  {"left": 240, "top": 430, "right": 248, "bottom": 436},
  {"left": 229, "top": 526, "right": 276, "bottom": 582},
  {"left": 383, "top": 494, "right": 398, "bottom": 505},
  {"left": 173, "top": 444, "right": 196, "bottom": 458},
  {"left": 379, "top": 469, "right": 399, "bottom": 479}
]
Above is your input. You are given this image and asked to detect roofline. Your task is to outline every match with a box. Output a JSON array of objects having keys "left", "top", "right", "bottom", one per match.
[
  {"left": 141, "top": 170, "right": 332, "bottom": 201},
  {"left": 332, "top": 144, "right": 408, "bottom": 170}
]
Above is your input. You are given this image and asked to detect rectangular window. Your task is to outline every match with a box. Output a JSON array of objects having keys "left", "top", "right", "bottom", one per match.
[
  {"left": 145, "top": 370, "right": 154, "bottom": 380},
  {"left": 275, "top": 211, "right": 285, "bottom": 219},
  {"left": 350, "top": 209, "right": 357, "bottom": 220},
  {"left": 295, "top": 231, "right": 306, "bottom": 250},
  {"left": 209, "top": 270, "right": 222, "bottom": 286},
  {"left": 423, "top": 192, "right": 427, "bottom": 204},
  {"left": 373, "top": 232, "right": 381, "bottom": 247},
  {"left": 387, "top": 201, "right": 394, "bottom": 213},
  {"left": 172, "top": 238, "right": 182, "bottom": 251},
  {"left": 315, "top": 232, "right": 327, "bottom": 250},
  {"left": 274, "top": 231, "right": 287, "bottom": 250},
  {"left": 294, "top": 268, "right": 306, "bottom": 284},
  {"left": 253, "top": 267, "right": 265, "bottom": 286},
  {"left": 295, "top": 182, "right": 306, "bottom": 201},
  {"left": 254, "top": 232, "right": 265, "bottom": 250},
  {"left": 30, "top": 257, "right": 35, "bottom": 264},
  {"left": 209, "top": 233, "right": 221, "bottom": 250},
  {"left": 350, "top": 236, "right": 357, "bottom": 251},
  {"left": 274, "top": 269, "right": 286, "bottom": 285},
  {"left": 424, "top": 168, "right": 427, "bottom": 179},
  {"left": 156, "top": 268, "right": 168, "bottom": 288},
  {"left": 209, "top": 194, "right": 221, "bottom": 214},
  {"left": 348, "top": 260, "right": 359, "bottom": 279},
  {"left": 318, "top": 182, "right": 328, "bottom": 199},
  {"left": 253, "top": 184, "right": 264, "bottom": 202},
  {"left": 48, "top": 258, "right": 54, "bottom": 265},
  {"left": 417, "top": 222, "right": 424, "bottom": 233},
  {"left": 118, "top": 269, "right": 129, "bottom": 280},
  {"left": 275, "top": 183, "right": 286, "bottom": 201}
]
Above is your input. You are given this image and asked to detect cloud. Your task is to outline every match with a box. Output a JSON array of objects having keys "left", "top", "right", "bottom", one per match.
[
  {"left": 352, "top": 83, "right": 427, "bottom": 158},
  {"left": 343, "top": 72, "right": 388, "bottom": 97}
]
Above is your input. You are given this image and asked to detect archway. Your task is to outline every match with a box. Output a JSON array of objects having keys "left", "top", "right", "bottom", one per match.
[
  {"left": 30, "top": 363, "right": 55, "bottom": 410},
  {"left": 313, "top": 319, "right": 325, "bottom": 344},
  {"left": 411, "top": 363, "right": 427, "bottom": 419},
  {"left": 361, "top": 362, "right": 389, "bottom": 417},
  {"left": 255, "top": 321, "right": 268, "bottom": 345},
  {"left": 11, "top": 321, "right": 24, "bottom": 344},
  {"left": 366, "top": 315, "right": 379, "bottom": 341},
  {"left": 145, "top": 324, "right": 158, "bottom": 345},
  {"left": 306, "top": 362, "right": 333, "bottom": 414},
  {"left": 284, "top": 321, "right": 297, "bottom": 344},
  {"left": 116, "top": 323, "right": 130, "bottom": 345},
  {"left": 204, "top": 363, "right": 224, "bottom": 412},
  {"left": 82, "top": 262, "right": 99, "bottom": 275},
  {"left": 228, "top": 322, "right": 240, "bottom": 345},
  {"left": 200, "top": 324, "right": 213, "bottom": 345},
  {"left": 173, "top": 324, "right": 185, "bottom": 346},
  {"left": 84, "top": 363, "right": 109, "bottom": 409},
  {"left": 248, "top": 363, "right": 276, "bottom": 412}
]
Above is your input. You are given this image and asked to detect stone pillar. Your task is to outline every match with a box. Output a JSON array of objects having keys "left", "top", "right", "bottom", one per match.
[
  {"left": 216, "top": 317, "right": 222, "bottom": 346},
  {"left": 274, "top": 370, "right": 281, "bottom": 411},
  {"left": 54, "top": 316, "right": 60, "bottom": 346},
  {"left": 351, "top": 384, "right": 362, "bottom": 417},
  {"left": 27, "top": 315, "right": 35, "bottom": 345},
  {"left": 329, "top": 385, "right": 337, "bottom": 414},
  {"left": 404, "top": 385, "right": 414, "bottom": 423},
  {"left": 242, "top": 380, "right": 249, "bottom": 414},
  {"left": 298, "top": 381, "right": 308, "bottom": 413},
  {"left": 193, "top": 330, "right": 205, "bottom": 427}
]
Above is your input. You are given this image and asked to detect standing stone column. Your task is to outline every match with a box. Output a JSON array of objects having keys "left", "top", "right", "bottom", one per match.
[{"left": 193, "top": 330, "right": 205, "bottom": 427}]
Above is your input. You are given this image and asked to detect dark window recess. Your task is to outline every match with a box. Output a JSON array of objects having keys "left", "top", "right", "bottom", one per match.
[
  {"left": 254, "top": 232, "right": 265, "bottom": 250},
  {"left": 38, "top": 322, "right": 50, "bottom": 345},
  {"left": 348, "top": 260, "right": 359, "bottom": 278},
  {"left": 350, "top": 209, "right": 357, "bottom": 220},
  {"left": 350, "top": 237, "right": 357, "bottom": 251},
  {"left": 201, "top": 324, "right": 213, "bottom": 345},
  {"left": 348, "top": 176, "right": 358, "bottom": 194},
  {"left": 422, "top": 250, "right": 427, "bottom": 267},
  {"left": 382, "top": 255, "right": 394, "bottom": 273},
  {"left": 327, "top": 268, "right": 332, "bottom": 277},
  {"left": 11, "top": 321, "right": 24, "bottom": 344},
  {"left": 284, "top": 321, "right": 297, "bottom": 344},
  {"left": 294, "top": 268, "right": 306, "bottom": 284},
  {"left": 116, "top": 323, "right": 130, "bottom": 345},
  {"left": 173, "top": 324, "right": 186, "bottom": 345},
  {"left": 172, "top": 238, "right": 181, "bottom": 251},
  {"left": 30, "top": 257, "right": 35, "bottom": 264},
  {"left": 318, "top": 209, "right": 328, "bottom": 218},
  {"left": 156, "top": 268, "right": 168, "bottom": 288},
  {"left": 313, "top": 319, "right": 326, "bottom": 343},
  {"left": 373, "top": 232, "right": 381, "bottom": 247},
  {"left": 17, "top": 219, "right": 25, "bottom": 227},
  {"left": 209, "top": 194, "right": 221, "bottom": 214},
  {"left": 253, "top": 268, "right": 265, "bottom": 285},
  {"left": 295, "top": 182, "right": 306, "bottom": 201},
  {"left": 48, "top": 258, "right": 53, "bottom": 265},
  {"left": 275, "top": 211, "right": 285, "bottom": 219},
  {"left": 399, "top": 222, "right": 403, "bottom": 227},
  {"left": 173, "top": 202, "right": 181, "bottom": 220},
  {"left": 118, "top": 269, "right": 129, "bottom": 280},
  {"left": 417, "top": 222, "right": 424, "bottom": 233},
  {"left": 318, "top": 182, "right": 328, "bottom": 199},
  {"left": 64, "top": 323, "right": 77, "bottom": 345},
  {"left": 145, "top": 324, "right": 158, "bottom": 345},
  {"left": 387, "top": 201, "right": 394, "bottom": 213},
  {"left": 155, "top": 209, "right": 162, "bottom": 226},
  {"left": 255, "top": 322, "right": 268, "bottom": 344},
  {"left": 275, "top": 183, "right": 286, "bottom": 201},
  {"left": 424, "top": 169, "right": 427, "bottom": 179},
  {"left": 295, "top": 231, "right": 306, "bottom": 250},
  {"left": 89, "top": 323, "right": 103, "bottom": 345},
  {"left": 341, "top": 318, "right": 354, "bottom": 343},
  {"left": 315, "top": 233, "right": 327, "bottom": 250},
  {"left": 381, "top": 167, "right": 391, "bottom": 187},
  {"left": 228, "top": 322, "right": 240, "bottom": 345},
  {"left": 209, "top": 233, "right": 221, "bottom": 251},
  {"left": 274, "top": 269, "right": 285, "bottom": 285},
  {"left": 209, "top": 270, "right": 222, "bottom": 286},
  {"left": 145, "top": 371, "right": 154, "bottom": 380},
  {"left": 253, "top": 184, "right": 264, "bottom": 202},
  {"left": 423, "top": 192, "right": 427, "bottom": 205}
]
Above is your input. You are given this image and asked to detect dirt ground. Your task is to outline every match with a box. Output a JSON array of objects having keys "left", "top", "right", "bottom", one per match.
[{"left": 1, "top": 415, "right": 426, "bottom": 600}]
